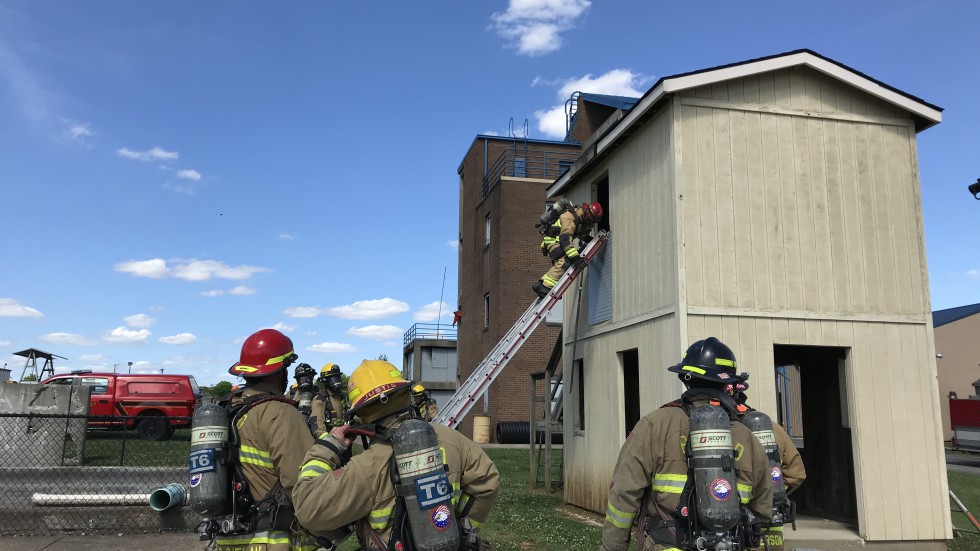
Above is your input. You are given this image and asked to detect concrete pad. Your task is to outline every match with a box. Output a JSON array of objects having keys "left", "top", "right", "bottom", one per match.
[
  {"left": 784, "top": 515, "right": 947, "bottom": 550},
  {"left": 0, "top": 533, "right": 204, "bottom": 551}
]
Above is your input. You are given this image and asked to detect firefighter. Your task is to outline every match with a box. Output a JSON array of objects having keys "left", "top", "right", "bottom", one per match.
[
  {"left": 532, "top": 201, "right": 603, "bottom": 299},
  {"left": 293, "top": 359, "right": 500, "bottom": 550},
  {"left": 601, "top": 337, "right": 774, "bottom": 551},
  {"left": 220, "top": 328, "right": 316, "bottom": 551},
  {"left": 308, "top": 363, "right": 346, "bottom": 437},
  {"left": 733, "top": 379, "right": 806, "bottom": 551},
  {"left": 412, "top": 383, "right": 439, "bottom": 421}
]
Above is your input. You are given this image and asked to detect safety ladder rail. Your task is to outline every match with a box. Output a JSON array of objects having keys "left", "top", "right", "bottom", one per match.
[{"left": 435, "top": 231, "right": 608, "bottom": 429}]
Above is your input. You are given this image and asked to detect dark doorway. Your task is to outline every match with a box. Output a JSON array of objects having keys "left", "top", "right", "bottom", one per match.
[
  {"left": 593, "top": 176, "right": 610, "bottom": 233},
  {"left": 621, "top": 349, "right": 640, "bottom": 436},
  {"left": 773, "top": 345, "right": 857, "bottom": 525}
]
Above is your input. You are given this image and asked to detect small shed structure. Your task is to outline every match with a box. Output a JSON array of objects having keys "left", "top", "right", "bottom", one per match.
[{"left": 551, "top": 50, "right": 949, "bottom": 545}]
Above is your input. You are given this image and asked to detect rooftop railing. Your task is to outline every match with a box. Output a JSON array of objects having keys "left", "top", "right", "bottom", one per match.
[
  {"left": 403, "top": 323, "right": 457, "bottom": 348},
  {"left": 481, "top": 148, "right": 579, "bottom": 198}
]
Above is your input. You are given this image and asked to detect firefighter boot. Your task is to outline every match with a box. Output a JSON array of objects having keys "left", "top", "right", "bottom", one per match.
[{"left": 532, "top": 280, "right": 550, "bottom": 300}]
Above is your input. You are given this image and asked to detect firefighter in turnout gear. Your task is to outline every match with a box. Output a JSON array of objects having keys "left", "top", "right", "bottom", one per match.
[
  {"left": 601, "top": 338, "right": 773, "bottom": 551},
  {"left": 732, "top": 378, "right": 806, "bottom": 551},
  {"left": 412, "top": 384, "right": 439, "bottom": 422},
  {"left": 293, "top": 360, "right": 500, "bottom": 550},
  {"left": 308, "top": 363, "right": 347, "bottom": 437},
  {"left": 532, "top": 201, "right": 603, "bottom": 299},
  {"left": 218, "top": 328, "right": 316, "bottom": 551}
]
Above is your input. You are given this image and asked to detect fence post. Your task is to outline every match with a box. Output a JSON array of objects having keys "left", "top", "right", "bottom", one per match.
[{"left": 119, "top": 417, "right": 129, "bottom": 466}]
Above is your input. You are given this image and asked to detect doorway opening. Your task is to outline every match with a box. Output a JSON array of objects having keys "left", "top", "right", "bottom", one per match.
[
  {"left": 620, "top": 349, "right": 640, "bottom": 436},
  {"left": 773, "top": 345, "right": 857, "bottom": 525}
]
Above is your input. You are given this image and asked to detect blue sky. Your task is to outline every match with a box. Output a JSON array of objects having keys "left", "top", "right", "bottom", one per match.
[{"left": 1, "top": 1, "right": 978, "bottom": 386}]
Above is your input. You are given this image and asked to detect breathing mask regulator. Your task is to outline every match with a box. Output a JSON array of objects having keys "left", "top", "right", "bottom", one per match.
[{"left": 294, "top": 363, "right": 316, "bottom": 417}]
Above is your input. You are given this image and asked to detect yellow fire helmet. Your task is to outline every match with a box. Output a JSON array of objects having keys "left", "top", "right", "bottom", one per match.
[
  {"left": 347, "top": 360, "right": 412, "bottom": 422},
  {"left": 290, "top": 383, "right": 298, "bottom": 390},
  {"left": 412, "top": 384, "right": 426, "bottom": 397},
  {"left": 321, "top": 363, "right": 341, "bottom": 376}
]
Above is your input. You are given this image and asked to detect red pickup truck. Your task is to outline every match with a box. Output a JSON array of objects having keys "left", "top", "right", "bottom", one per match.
[{"left": 42, "top": 371, "right": 202, "bottom": 441}]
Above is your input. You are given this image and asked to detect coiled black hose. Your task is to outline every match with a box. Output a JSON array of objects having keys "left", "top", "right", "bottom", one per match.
[{"left": 495, "top": 421, "right": 563, "bottom": 444}]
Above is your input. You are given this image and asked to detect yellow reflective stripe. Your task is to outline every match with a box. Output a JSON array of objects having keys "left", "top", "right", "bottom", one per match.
[
  {"left": 265, "top": 350, "right": 295, "bottom": 365},
  {"left": 369, "top": 507, "right": 393, "bottom": 530},
  {"left": 239, "top": 446, "right": 273, "bottom": 468},
  {"left": 469, "top": 518, "right": 483, "bottom": 528},
  {"left": 654, "top": 473, "right": 687, "bottom": 481},
  {"left": 737, "top": 483, "right": 752, "bottom": 504},
  {"left": 215, "top": 531, "right": 290, "bottom": 545},
  {"left": 604, "top": 502, "right": 636, "bottom": 529},
  {"left": 652, "top": 473, "right": 687, "bottom": 493},
  {"left": 763, "top": 525, "right": 783, "bottom": 533},
  {"left": 300, "top": 459, "right": 333, "bottom": 479},
  {"left": 682, "top": 365, "right": 706, "bottom": 375},
  {"left": 455, "top": 490, "right": 469, "bottom": 511},
  {"left": 565, "top": 248, "right": 579, "bottom": 257},
  {"left": 542, "top": 275, "right": 558, "bottom": 285},
  {"left": 715, "top": 358, "right": 736, "bottom": 367}
]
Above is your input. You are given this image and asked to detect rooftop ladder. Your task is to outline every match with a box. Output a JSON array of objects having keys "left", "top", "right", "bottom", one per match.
[{"left": 434, "top": 231, "right": 608, "bottom": 429}]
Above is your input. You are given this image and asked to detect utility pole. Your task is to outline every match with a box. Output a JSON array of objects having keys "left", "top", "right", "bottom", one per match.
[{"left": 128, "top": 361, "right": 133, "bottom": 374}]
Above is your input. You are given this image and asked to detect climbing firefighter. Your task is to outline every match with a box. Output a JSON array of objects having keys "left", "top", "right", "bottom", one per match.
[
  {"left": 217, "top": 328, "right": 317, "bottom": 551},
  {"left": 601, "top": 337, "right": 774, "bottom": 551},
  {"left": 732, "top": 377, "right": 806, "bottom": 551},
  {"left": 532, "top": 200, "right": 603, "bottom": 299},
  {"left": 308, "top": 363, "right": 347, "bottom": 437},
  {"left": 293, "top": 359, "right": 500, "bottom": 550},
  {"left": 412, "top": 384, "right": 440, "bottom": 422}
]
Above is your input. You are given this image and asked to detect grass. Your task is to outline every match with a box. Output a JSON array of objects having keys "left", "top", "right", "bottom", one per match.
[
  {"left": 82, "top": 428, "right": 191, "bottom": 466},
  {"left": 949, "top": 471, "right": 980, "bottom": 551}
]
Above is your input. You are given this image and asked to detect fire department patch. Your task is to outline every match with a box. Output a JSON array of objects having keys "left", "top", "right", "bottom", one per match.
[
  {"left": 189, "top": 473, "right": 202, "bottom": 488},
  {"left": 332, "top": 467, "right": 346, "bottom": 480},
  {"left": 771, "top": 466, "right": 783, "bottom": 483},
  {"left": 709, "top": 478, "right": 732, "bottom": 501},
  {"left": 430, "top": 504, "right": 452, "bottom": 531}
]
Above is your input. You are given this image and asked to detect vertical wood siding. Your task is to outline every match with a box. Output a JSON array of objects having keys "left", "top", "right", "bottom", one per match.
[
  {"left": 562, "top": 314, "right": 682, "bottom": 513},
  {"left": 676, "top": 67, "right": 928, "bottom": 316},
  {"left": 686, "top": 314, "right": 951, "bottom": 541}
]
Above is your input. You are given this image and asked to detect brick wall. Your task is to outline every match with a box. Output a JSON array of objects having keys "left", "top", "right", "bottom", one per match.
[{"left": 456, "top": 137, "right": 581, "bottom": 440}]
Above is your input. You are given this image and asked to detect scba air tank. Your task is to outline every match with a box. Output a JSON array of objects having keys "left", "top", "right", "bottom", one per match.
[
  {"left": 537, "top": 197, "right": 573, "bottom": 231},
  {"left": 688, "top": 404, "right": 741, "bottom": 533},
  {"left": 741, "top": 410, "right": 787, "bottom": 506},
  {"left": 391, "top": 419, "right": 460, "bottom": 551},
  {"left": 188, "top": 403, "right": 230, "bottom": 516}
]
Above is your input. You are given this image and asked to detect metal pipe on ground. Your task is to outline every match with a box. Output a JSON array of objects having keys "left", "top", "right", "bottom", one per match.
[{"left": 33, "top": 493, "right": 150, "bottom": 507}]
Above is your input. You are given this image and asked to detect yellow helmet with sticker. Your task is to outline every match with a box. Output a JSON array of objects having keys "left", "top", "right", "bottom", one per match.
[{"left": 347, "top": 360, "right": 411, "bottom": 422}]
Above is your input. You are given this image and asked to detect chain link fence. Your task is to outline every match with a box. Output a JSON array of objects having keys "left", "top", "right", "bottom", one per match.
[{"left": 0, "top": 412, "right": 200, "bottom": 535}]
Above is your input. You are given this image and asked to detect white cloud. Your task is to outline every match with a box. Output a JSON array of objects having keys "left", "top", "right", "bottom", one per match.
[
  {"left": 447, "top": 240, "right": 460, "bottom": 251},
  {"left": 0, "top": 340, "right": 11, "bottom": 347},
  {"left": 176, "top": 169, "right": 201, "bottom": 181},
  {"left": 278, "top": 232, "right": 296, "bottom": 241},
  {"left": 325, "top": 298, "right": 410, "bottom": 320},
  {"left": 346, "top": 325, "right": 403, "bottom": 341},
  {"left": 115, "top": 258, "right": 269, "bottom": 281},
  {"left": 201, "top": 289, "right": 224, "bottom": 297},
  {"left": 124, "top": 313, "right": 156, "bottom": 329},
  {"left": 104, "top": 326, "right": 151, "bottom": 343},
  {"left": 228, "top": 285, "right": 256, "bottom": 296},
  {"left": 115, "top": 259, "right": 169, "bottom": 279},
  {"left": 41, "top": 332, "right": 94, "bottom": 346},
  {"left": 272, "top": 322, "right": 296, "bottom": 333},
  {"left": 535, "top": 69, "right": 647, "bottom": 138},
  {"left": 283, "top": 306, "right": 324, "bottom": 318},
  {"left": 307, "top": 342, "right": 357, "bottom": 354},
  {"left": 0, "top": 298, "right": 44, "bottom": 318},
  {"left": 414, "top": 301, "right": 452, "bottom": 322},
  {"left": 61, "top": 120, "right": 95, "bottom": 145},
  {"left": 482, "top": 130, "right": 500, "bottom": 136},
  {"left": 490, "top": 0, "right": 591, "bottom": 56},
  {"left": 968, "top": 269, "right": 979, "bottom": 280},
  {"left": 160, "top": 333, "right": 197, "bottom": 345},
  {"left": 117, "top": 146, "right": 179, "bottom": 162}
]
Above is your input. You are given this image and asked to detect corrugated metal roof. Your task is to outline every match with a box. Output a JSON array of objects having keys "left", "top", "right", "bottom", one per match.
[
  {"left": 933, "top": 302, "right": 980, "bottom": 327},
  {"left": 579, "top": 93, "right": 639, "bottom": 111}
]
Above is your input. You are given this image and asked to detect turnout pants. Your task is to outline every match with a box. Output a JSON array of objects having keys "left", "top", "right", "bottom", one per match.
[
  {"left": 214, "top": 530, "right": 317, "bottom": 551},
  {"left": 540, "top": 245, "right": 569, "bottom": 288},
  {"left": 751, "top": 525, "right": 784, "bottom": 551}
]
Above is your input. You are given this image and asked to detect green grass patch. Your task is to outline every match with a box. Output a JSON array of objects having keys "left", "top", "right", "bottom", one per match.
[
  {"left": 83, "top": 429, "right": 191, "bottom": 466},
  {"left": 949, "top": 471, "right": 980, "bottom": 551}
]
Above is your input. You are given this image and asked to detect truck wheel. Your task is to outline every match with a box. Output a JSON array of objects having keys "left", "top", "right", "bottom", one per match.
[{"left": 137, "top": 415, "right": 169, "bottom": 441}]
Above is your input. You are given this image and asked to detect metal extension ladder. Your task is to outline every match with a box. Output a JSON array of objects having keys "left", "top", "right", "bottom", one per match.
[{"left": 434, "top": 231, "right": 608, "bottom": 429}]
